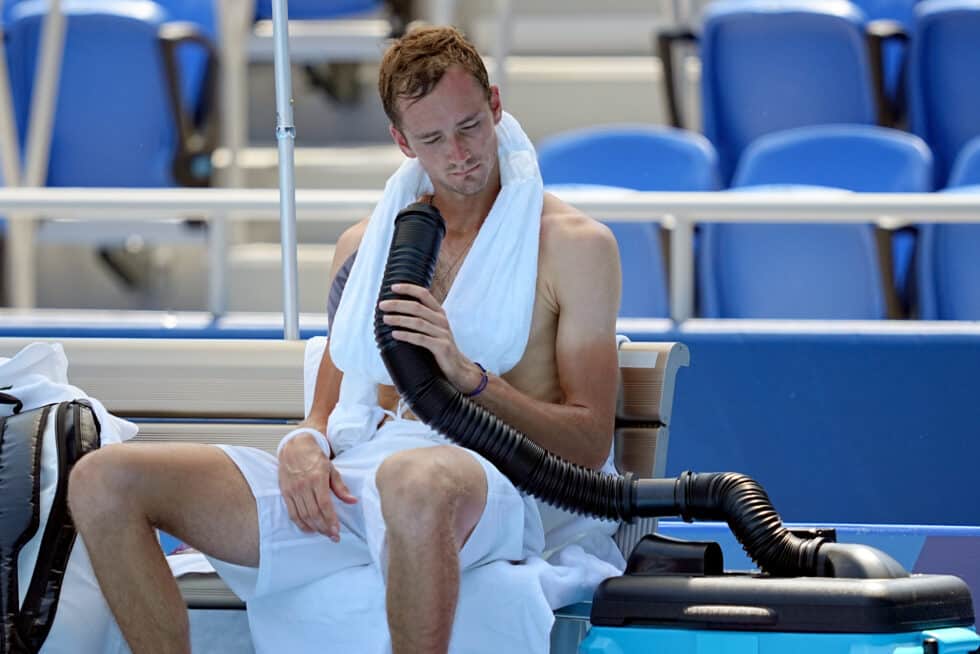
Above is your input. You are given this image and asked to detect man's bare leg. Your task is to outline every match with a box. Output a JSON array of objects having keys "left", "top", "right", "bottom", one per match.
[
  {"left": 68, "top": 443, "right": 260, "bottom": 654},
  {"left": 377, "top": 446, "right": 488, "bottom": 654}
]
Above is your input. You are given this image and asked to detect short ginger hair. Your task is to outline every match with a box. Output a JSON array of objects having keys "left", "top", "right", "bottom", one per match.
[{"left": 378, "top": 25, "right": 491, "bottom": 128}]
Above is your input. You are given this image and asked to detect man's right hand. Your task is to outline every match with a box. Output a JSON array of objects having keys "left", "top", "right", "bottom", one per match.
[{"left": 278, "top": 430, "right": 357, "bottom": 541}]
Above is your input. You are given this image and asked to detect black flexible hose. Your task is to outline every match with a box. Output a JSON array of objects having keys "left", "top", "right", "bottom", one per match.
[
  {"left": 374, "top": 203, "right": 828, "bottom": 576},
  {"left": 374, "top": 203, "right": 637, "bottom": 521},
  {"left": 678, "top": 471, "right": 824, "bottom": 576}
]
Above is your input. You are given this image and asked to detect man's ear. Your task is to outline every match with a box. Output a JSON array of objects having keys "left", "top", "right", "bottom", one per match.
[
  {"left": 389, "top": 124, "right": 416, "bottom": 159},
  {"left": 489, "top": 86, "right": 502, "bottom": 124}
]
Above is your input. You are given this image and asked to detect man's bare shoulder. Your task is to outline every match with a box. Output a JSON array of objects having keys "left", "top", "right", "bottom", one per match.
[
  {"left": 329, "top": 218, "right": 370, "bottom": 280},
  {"left": 336, "top": 218, "right": 370, "bottom": 260},
  {"left": 540, "top": 192, "right": 618, "bottom": 265}
]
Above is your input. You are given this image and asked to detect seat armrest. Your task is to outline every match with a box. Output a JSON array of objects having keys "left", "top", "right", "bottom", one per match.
[
  {"left": 615, "top": 341, "right": 690, "bottom": 479},
  {"left": 613, "top": 340, "right": 690, "bottom": 555},
  {"left": 654, "top": 28, "right": 698, "bottom": 129}
]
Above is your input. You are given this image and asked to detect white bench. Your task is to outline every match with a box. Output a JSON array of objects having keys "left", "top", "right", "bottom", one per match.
[{"left": 0, "top": 336, "right": 689, "bottom": 649}]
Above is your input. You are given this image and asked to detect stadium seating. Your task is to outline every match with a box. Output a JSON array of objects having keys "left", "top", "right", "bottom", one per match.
[
  {"left": 536, "top": 125, "right": 721, "bottom": 317},
  {"left": 908, "top": 0, "right": 980, "bottom": 186},
  {"left": 916, "top": 135, "right": 980, "bottom": 319},
  {"left": 694, "top": 0, "right": 878, "bottom": 182},
  {"left": 698, "top": 125, "right": 933, "bottom": 319},
  {"left": 5, "top": 0, "right": 217, "bottom": 187}
]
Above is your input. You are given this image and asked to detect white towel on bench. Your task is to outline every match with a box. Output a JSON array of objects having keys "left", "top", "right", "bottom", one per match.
[{"left": 0, "top": 342, "right": 137, "bottom": 445}]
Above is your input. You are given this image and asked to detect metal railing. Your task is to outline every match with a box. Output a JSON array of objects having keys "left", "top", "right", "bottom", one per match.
[{"left": 3, "top": 187, "right": 979, "bottom": 323}]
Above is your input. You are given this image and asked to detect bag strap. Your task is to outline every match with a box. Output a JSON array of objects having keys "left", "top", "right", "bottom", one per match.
[
  {"left": 0, "top": 392, "right": 22, "bottom": 414},
  {"left": 17, "top": 401, "right": 102, "bottom": 651}
]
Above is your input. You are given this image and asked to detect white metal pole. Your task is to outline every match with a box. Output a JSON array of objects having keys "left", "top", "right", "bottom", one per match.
[
  {"left": 270, "top": 0, "right": 300, "bottom": 340},
  {"left": 430, "top": 0, "right": 455, "bottom": 25},
  {"left": 669, "top": 215, "right": 694, "bottom": 322},
  {"left": 0, "top": 6, "right": 21, "bottom": 187},
  {"left": 210, "top": 0, "right": 252, "bottom": 316},
  {"left": 492, "top": 0, "right": 513, "bottom": 100},
  {"left": 24, "top": 0, "right": 64, "bottom": 187},
  {"left": 0, "top": 0, "right": 23, "bottom": 309},
  {"left": 7, "top": 0, "right": 65, "bottom": 309},
  {"left": 216, "top": 0, "right": 249, "bottom": 189},
  {"left": 208, "top": 212, "right": 228, "bottom": 316}
]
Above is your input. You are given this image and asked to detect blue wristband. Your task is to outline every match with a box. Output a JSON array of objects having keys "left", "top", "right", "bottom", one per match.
[{"left": 464, "top": 362, "right": 489, "bottom": 397}]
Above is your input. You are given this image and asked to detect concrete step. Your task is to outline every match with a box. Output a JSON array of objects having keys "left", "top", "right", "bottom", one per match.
[
  {"left": 36, "top": 242, "right": 336, "bottom": 313},
  {"left": 239, "top": 55, "right": 671, "bottom": 152}
]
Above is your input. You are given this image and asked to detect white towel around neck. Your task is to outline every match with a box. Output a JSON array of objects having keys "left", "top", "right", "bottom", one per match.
[{"left": 327, "top": 112, "right": 544, "bottom": 453}]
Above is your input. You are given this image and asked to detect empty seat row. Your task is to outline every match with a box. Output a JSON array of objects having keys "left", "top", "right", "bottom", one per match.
[
  {"left": 0, "top": 0, "right": 400, "bottom": 190},
  {"left": 536, "top": 124, "right": 980, "bottom": 321},
  {"left": 661, "top": 0, "right": 980, "bottom": 187}
]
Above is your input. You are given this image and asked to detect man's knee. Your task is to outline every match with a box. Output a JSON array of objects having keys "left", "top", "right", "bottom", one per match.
[
  {"left": 68, "top": 445, "right": 142, "bottom": 526},
  {"left": 376, "top": 448, "right": 486, "bottom": 541}
]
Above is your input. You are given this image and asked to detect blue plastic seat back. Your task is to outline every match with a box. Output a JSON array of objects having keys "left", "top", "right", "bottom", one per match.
[
  {"left": 699, "top": 125, "right": 933, "bottom": 319},
  {"left": 537, "top": 125, "right": 721, "bottom": 192},
  {"left": 4, "top": 0, "right": 212, "bottom": 124},
  {"left": 701, "top": 0, "right": 877, "bottom": 182},
  {"left": 909, "top": 0, "right": 980, "bottom": 186},
  {"left": 254, "top": 0, "right": 380, "bottom": 20},
  {"left": 733, "top": 125, "right": 933, "bottom": 192},
  {"left": 6, "top": 0, "right": 177, "bottom": 187},
  {"left": 917, "top": 137, "right": 980, "bottom": 319},
  {"left": 537, "top": 125, "right": 721, "bottom": 318}
]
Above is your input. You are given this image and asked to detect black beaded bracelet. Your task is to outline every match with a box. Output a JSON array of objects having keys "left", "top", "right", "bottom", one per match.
[{"left": 464, "top": 362, "right": 489, "bottom": 397}]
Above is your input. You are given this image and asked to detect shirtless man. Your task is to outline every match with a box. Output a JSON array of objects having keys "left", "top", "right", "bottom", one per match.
[{"left": 67, "top": 26, "right": 621, "bottom": 654}]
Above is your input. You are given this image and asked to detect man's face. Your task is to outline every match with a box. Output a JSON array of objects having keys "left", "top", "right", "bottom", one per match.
[{"left": 390, "top": 66, "right": 502, "bottom": 199}]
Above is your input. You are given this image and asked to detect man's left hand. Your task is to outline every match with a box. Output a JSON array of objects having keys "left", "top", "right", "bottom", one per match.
[{"left": 379, "top": 283, "right": 484, "bottom": 393}]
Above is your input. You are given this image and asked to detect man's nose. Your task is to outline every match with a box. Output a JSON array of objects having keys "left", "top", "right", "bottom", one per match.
[{"left": 447, "top": 134, "right": 469, "bottom": 162}]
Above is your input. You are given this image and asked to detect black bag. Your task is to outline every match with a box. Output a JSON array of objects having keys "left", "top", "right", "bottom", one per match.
[{"left": 0, "top": 393, "right": 101, "bottom": 654}]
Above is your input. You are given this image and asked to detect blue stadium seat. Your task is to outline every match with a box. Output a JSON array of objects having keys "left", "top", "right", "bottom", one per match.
[
  {"left": 536, "top": 125, "right": 721, "bottom": 318},
  {"left": 699, "top": 125, "right": 933, "bottom": 319},
  {"left": 916, "top": 136, "right": 980, "bottom": 319},
  {"left": 908, "top": 0, "right": 980, "bottom": 186},
  {"left": 2, "top": 0, "right": 215, "bottom": 107},
  {"left": 5, "top": 0, "right": 217, "bottom": 187},
  {"left": 699, "top": 0, "right": 878, "bottom": 182}
]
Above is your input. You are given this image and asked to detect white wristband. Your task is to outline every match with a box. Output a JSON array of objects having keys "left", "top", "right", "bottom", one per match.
[{"left": 277, "top": 427, "right": 334, "bottom": 459}]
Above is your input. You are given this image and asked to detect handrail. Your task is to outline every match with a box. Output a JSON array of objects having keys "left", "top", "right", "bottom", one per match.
[
  {"left": 3, "top": 187, "right": 979, "bottom": 321},
  {"left": 0, "top": 187, "right": 977, "bottom": 221}
]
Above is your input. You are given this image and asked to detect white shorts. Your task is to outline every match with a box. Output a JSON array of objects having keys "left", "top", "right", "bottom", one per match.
[{"left": 205, "top": 421, "right": 545, "bottom": 602}]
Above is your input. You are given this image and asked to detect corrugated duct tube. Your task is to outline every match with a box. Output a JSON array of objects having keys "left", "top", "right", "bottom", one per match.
[{"left": 373, "top": 202, "right": 890, "bottom": 580}]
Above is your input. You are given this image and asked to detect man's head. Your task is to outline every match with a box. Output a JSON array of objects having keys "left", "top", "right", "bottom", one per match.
[
  {"left": 379, "top": 25, "right": 491, "bottom": 129},
  {"left": 379, "top": 26, "right": 502, "bottom": 198}
]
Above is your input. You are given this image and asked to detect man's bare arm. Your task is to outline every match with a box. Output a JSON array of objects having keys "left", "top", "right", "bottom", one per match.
[
  {"left": 467, "top": 214, "right": 620, "bottom": 469},
  {"left": 301, "top": 219, "right": 368, "bottom": 432},
  {"left": 278, "top": 218, "right": 367, "bottom": 538}
]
